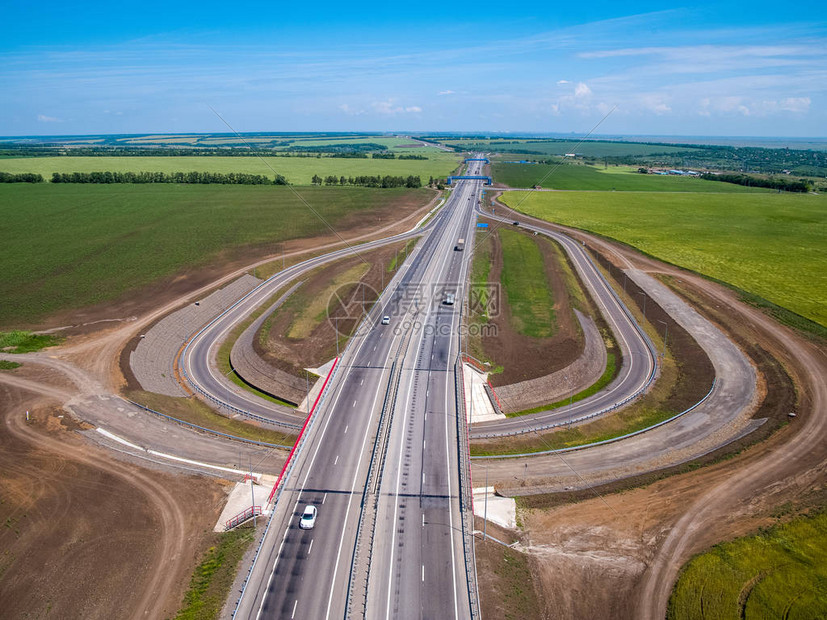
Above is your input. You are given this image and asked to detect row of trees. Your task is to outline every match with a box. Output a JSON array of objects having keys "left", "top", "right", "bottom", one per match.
[
  {"left": 50, "top": 171, "right": 288, "bottom": 185},
  {"left": 699, "top": 172, "right": 812, "bottom": 193},
  {"left": 0, "top": 172, "right": 44, "bottom": 183},
  {"left": 311, "top": 174, "right": 422, "bottom": 188}
]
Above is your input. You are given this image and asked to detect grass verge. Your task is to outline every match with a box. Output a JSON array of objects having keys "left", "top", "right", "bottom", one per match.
[
  {"left": 668, "top": 509, "right": 827, "bottom": 620},
  {"left": 175, "top": 528, "right": 256, "bottom": 620},
  {"left": 0, "top": 331, "right": 61, "bottom": 353},
  {"left": 476, "top": 540, "right": 543, "bottom": 620},
  {"left": 0, "top": 360, "right": 22, "bottom": 370},
  {"left": 126, "top": 389, "right": 296, "bottom": 445},
  {"left": 498, "top": 228, "right": 557, "bottom": 338}
]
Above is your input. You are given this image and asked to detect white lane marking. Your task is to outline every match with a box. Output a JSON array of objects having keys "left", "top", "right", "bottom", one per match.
[
  {"left": 334, "top": 455, "right": 339, "bottom": 465},
  {"left": 422, "top": 565, "right": 425, "bottom": 582},
  {"left": 423, "top": 439, "right": 426, "bottom": 449},
  {"left": 323, "top": 493, "right": 327, "bottom": 504},
  {"left": 373, "top": 345, "right": 377, "bottom": 351},
  {"left": 422, "top": 513, "right": 425, "bottom": 527},
  {"left": 291, "top": 599, "right": 298, "bottom": 618},
  {"left": 352, "top": 400, "right": 356, "bottom": 407},
  {"left": 308, "top": 539, "right": 314, "bottom": 556},
  {"left": 360, "top": 379, "right": 364, "bottom": 385},
  {"left": 324, "top": 357, "right": 388, "bottom": 619},
  {"left": 344, "top": 425, "right": 349, "bottom": 434},
  {"left": 385, "top": 321, "right": 428, "bottom": 620}
]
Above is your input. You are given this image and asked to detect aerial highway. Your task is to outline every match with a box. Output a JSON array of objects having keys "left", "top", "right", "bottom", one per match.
[
  {"left": 172, "top": 156, "right": 756, "bottom": 619},
  {"left": 227, "top": 160, "right": 486, "bottom": 618}
]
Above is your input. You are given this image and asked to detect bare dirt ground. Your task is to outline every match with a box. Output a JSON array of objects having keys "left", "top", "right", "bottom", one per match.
[
  {"left": 0, "top": 190, "right": 440, "bottom": 618},
  {"left": 484, "top": 202, "right": 827, "bottom": 619},
  {"left": 0, "top": 383, "right": 225, "bottom": 619},
  {"left": 474, "top": 223, "right": 587, "bottom": 386}
]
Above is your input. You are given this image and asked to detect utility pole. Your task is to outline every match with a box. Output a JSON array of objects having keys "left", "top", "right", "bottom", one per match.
[
  {"left": 657, "top": 319, "right": 669, "bottom": 359},
  {"left": 250, "top": 456, "right": 257, "bottom": 527},
  {"left": 483, "top": 462, "right": 489, "bottom": 542}
]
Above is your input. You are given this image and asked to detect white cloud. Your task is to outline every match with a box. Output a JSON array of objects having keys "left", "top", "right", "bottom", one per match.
[
  {"left": 371, "top": 100, "right": 423, "bottom": 115},
  {"left": 37, "top": 114, "right": 61, "bottom": 122},
  {"left": 574, "top": 82, "right": 591, "bottom": 98},
  {"left": 338, "top": 103, "right": 364, "bottom": 115},
  {"left": 556, "top": 79, "right": 570, "bottom": 85},
  {"left": 779, "top": 96, "right": 811, "bottom": 112},
  {"left": 438, "top": 90, "right": 455, "bottom": 95}
]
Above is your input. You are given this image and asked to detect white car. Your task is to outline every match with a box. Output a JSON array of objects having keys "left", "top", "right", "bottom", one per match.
[
  {"left": 381, "top": 315, "right": 390, "bottom": 325},
  {"left": 299, "top": 505, "right": 317, "bottom": 529},
  {"left": 444, "top": 292, "right": 456, "bottom": 305}
]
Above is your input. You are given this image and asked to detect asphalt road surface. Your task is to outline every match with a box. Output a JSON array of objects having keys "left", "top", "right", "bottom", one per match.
[{"left": 233, "top": 161, "right": 485, "bottom": 619}]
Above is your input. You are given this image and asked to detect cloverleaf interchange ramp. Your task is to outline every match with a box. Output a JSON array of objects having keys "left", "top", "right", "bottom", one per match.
[{"left": 152, "top": 157, "right": 757, "bottom": 617}]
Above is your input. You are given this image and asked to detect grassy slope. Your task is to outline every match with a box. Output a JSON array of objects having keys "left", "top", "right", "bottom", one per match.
[
  {"left": 668, "top": 510, "right": 827, "bottom": 620},
  {"left": 0, "top": 184, "right": 431, "bottom": 326},
  {"left": 498, "top": 228, "right": 557, "bottom": 338},
  {"left": 0, "top": 153, "right": 460, "bottom": 185},
  {"left": 501, "top": 191, "right": 827, "bottom": 327},
  {"left": 175, "top": 528, "right": 255, "bottom": 620},
  {"left": 493, "top": 162, "right": 769, "bottom": 191}
]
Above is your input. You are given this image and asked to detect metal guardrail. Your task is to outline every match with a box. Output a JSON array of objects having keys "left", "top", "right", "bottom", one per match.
[
  {"left": 344, "top": 358, "right": 400, "bottom": 617},
  {"left": 455, "top": 358, "right": 482, "bottom": 618},
  {"left": 180, "top": 364, "right": 302, "bottom": 430},
  {"left": 473, "top": 379, "right": 717, "bottom": 460},
  {"left": 125, "top": 399, "right": 293, "bottom": 449}
]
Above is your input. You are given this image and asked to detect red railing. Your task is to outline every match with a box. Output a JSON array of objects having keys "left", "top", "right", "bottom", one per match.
[
  {"left": 267, "top": 357, "right": 339, "bottom": 504},
  {"left": 225, "top": 505, "right": 262, "bottom": 530}
]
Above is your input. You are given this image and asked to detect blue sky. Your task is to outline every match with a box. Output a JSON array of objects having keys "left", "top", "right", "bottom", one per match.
[{"left": 2, "top": 0, "right": 825, "bottom": 137}]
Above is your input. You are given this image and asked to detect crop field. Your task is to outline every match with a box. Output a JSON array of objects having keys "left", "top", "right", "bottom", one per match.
[
  {"left": 493, "top": 162, "right": 768, "bottom": 192},
  {"left": 0, "top": 184, "right": 432, "bottom": 327},
  {"left": 668, "top": 510, "right": 827, "bottom": 619},
  {"left": 498, "top": 228, "right": 556, "bottom": 338},
  {"left": 0, "top": 153, "right": 460, "bottom": 185},
  {"left": 443, "top": 138, "right": 698, "bottom": 157},
  {"left": 501, "top": 191, "right": 827, "bottom": 327}
]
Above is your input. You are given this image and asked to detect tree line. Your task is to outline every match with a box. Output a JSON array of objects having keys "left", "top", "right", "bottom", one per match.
[
  {"left": 50, "top": 171, "right": 288, "bottom": 185},
  {"left": 699, "top": 172, "right": 811, "bottom": 193},
  {"left": 0, "top": 172, "right": 44, "bottom": 183},
  {"left": 311, "top": 174, "right": 422, "bottom": 188}
]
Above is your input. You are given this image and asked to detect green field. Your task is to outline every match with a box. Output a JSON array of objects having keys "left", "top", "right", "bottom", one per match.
[
  {"left": 501, "top": 191, "right": 827, "bottom": 328},
  {"left": 493, "top": 162, "right": 769, "bottom": 192},
  {"left": 668, "top": 511, "right": 827, "bottom": 619},
  {"left": 443, "top": 138, "right": 698, "bottom": 157},
  {"left": 0, "top": 184, "right": 432, "bottom": 326},
  {"left": 498, "top": 228, "right": 557, "bottom": 338},
  {"left": 0, "top": 153, "right": 460, "bottom": 185}
]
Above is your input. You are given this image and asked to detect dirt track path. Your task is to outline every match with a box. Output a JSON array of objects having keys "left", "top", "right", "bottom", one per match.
[
  {"left": 0, "top": 384, "right": 219, "bottom": 619},
  {"left": 631, "top": 267, "right": 827, "bottom": 619}
]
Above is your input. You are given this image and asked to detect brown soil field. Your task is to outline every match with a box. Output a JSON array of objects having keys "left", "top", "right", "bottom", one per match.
[
  {"left": 472, "top": 222, "right": 591, "bottom": 386},
  {"left": 256, "top": 241, "right": 411, "bottom": 376},
  {"left": 0, "top": 382, "right": 225, "bottom": 619}
]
